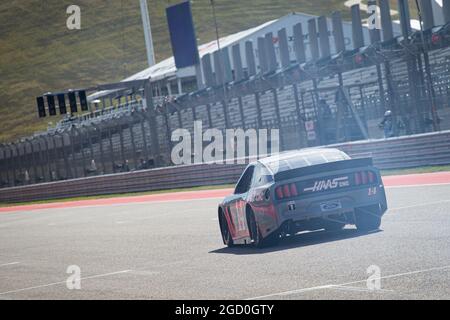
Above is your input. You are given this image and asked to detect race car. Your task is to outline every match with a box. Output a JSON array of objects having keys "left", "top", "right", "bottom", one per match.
[{"left": 218, "top": 148, "right": 388, "bottom": 248}]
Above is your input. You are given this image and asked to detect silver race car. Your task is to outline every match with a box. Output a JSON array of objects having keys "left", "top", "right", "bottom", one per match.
[{"left": 218, "top": 148, "right": 388, "bottom": 248}]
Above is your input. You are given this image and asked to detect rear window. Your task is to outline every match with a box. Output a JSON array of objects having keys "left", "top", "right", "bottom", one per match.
[
  {"left": 322, "top": 150, "right": 351, "bottom": 162},
  {"left": 264, "top": 150, "right": 350, "bottom": 173}
]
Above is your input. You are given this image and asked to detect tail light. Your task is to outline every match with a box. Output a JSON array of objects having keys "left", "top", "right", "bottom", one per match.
[
  {"left": 275, "top": 183, "right": 299, "bottom": 200},
  {"left": 276, "top": 187, "right": 284, "bottom": 199},
  {"left": 361, "top": 171, "right": 368, "bottom": 185},
  {"left": 283, "top": 185, "right": 291, "bottom": 198},
  {"left": 355, "top": 172, "right": 361, "bottom": 185},
  {"left": 290, "top": 183, "right": 298, "bottom": 197},
  {"left": 354, "top": 170, "right": 377, "bottom": 186}
]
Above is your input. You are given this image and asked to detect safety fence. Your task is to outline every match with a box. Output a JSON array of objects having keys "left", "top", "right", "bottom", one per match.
[{"left": 1, "top": 130, "right": 450, "bottom": 203}]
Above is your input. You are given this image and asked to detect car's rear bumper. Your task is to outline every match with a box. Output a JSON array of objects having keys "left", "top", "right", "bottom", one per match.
[{"left": 275, "top": 184, "right": 387, "bottom": 225}]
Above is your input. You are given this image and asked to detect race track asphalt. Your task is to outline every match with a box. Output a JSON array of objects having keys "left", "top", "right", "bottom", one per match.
[{"left": 0, "top": 182, "right": 449, "bottom": 299}]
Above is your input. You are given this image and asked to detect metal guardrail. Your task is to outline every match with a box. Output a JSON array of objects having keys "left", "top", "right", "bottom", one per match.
[
  {"left": 1, "top": 130, "right": 450, "bottom": 203},
  {"left": 335, "top": 130, "right": 450, "bottom": 169}
]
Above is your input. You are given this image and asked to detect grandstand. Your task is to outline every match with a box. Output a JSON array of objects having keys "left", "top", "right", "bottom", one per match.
[{"left": 87, "top": 12, "right": 397, "bottom": 107}]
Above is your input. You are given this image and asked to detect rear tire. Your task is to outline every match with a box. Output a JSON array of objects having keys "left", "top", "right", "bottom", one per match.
[
  {"left": 247, "top": 208, "right": 279, "bottom": 248},
  {"left": 355, "top": 205, "right": 382, "bottom": 232},
  {"left": 219, "top": 212, "right": 235, "bottom": 248}
]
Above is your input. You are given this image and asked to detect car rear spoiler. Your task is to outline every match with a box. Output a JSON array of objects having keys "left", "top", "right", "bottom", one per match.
[{"left": 274, "top": 158, "right": 374, "bottom": 182}]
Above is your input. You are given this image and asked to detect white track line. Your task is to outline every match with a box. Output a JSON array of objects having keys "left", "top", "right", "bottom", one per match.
[
  {"left": 0, "top": 262, "right": 20, "bottom": 268},
  {"left": 328, "top": 284, "right": 394, "bottom": 293},
  {"left": 0, "top": 270, "right": 131, "bottom": 296},
  {"left": 386, "top": 182, "right": 450, "bottom": 188},
  {"left": 16, "top": 197, "right": 225, "bottom": 213},
  {"left": 246, "top": 264, "right": 450, "bottom": 300},
  {"left": 390, "top": 199, "right": 450, "bottom": 211}
]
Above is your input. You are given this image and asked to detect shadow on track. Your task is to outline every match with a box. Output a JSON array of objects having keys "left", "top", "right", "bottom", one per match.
[{"left": 210, "top": 228, "right": 383, "bottom": 255}]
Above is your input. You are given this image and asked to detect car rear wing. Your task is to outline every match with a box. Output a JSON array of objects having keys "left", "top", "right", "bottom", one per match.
[{"left": 274, "top": 158, "right": 374, "bottom": 182}]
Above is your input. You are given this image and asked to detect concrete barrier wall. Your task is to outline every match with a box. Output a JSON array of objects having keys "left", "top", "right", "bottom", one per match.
[{"left": 1, "top": 130, "right": 450, "bottom": 203}]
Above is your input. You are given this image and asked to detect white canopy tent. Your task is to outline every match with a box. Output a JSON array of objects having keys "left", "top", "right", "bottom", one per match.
[{"left": 88, "top": 12, "right": 404, "bottom": 102}]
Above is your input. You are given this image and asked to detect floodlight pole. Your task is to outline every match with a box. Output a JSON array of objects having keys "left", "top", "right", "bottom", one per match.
[
  {"left": 415, "top": 0, "right": 440, "bottom": 131},
  {"left": 210, "top": 0, "right": 229, "bottom": 112},
  {"left": 140, "top": 0, "right": 156, "bottom": 67}
]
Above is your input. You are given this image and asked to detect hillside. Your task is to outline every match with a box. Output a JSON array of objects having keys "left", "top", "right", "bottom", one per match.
[{"left": 0, "top": 0, "right": 406, "bottom": 142}]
